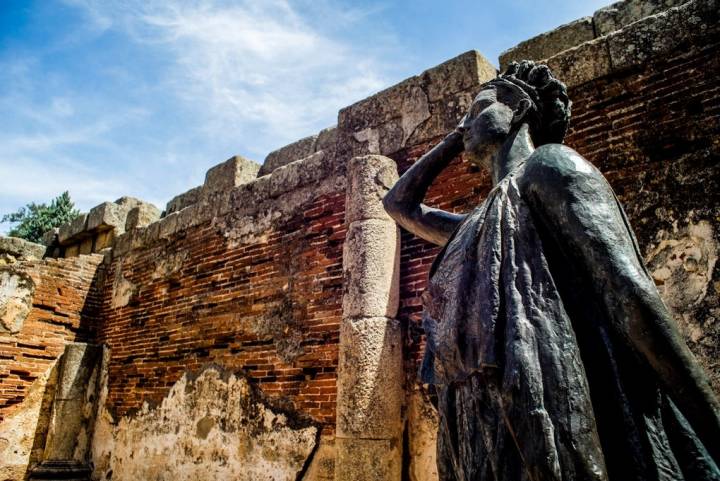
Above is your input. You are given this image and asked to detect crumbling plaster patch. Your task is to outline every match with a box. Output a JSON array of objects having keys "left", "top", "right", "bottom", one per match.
[
  {"left": 110, "top": 261, "right": 136, "bottom": 309},
  {"left": 0, "top": 363, "right": 58, "bottom": 481},
  {"left": 407, "top": 389, "right": 439, "bottom": 481},
  {"left": 91, "top": 365, "right": 318, "bottom": 481},
  {"left": 645, "top": 219, "right": 720, "bottom": 388},
  {"left": 0, "top": 268, "right": 36, "bottom": 333},
  {"left": 647, "top": 220, "right": 717, "bottom": 313}
]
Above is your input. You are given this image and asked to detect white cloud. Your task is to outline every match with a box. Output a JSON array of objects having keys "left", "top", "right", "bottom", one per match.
[
  {"left": 64, "top": 0, "right": 393, "bottom": 154},
  {"left": 1, "top": 0, "right": 399, "bottom": 236}
]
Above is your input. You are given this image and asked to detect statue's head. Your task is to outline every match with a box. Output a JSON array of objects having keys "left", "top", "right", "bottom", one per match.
[{"left": 460, "top": 60, "right": 571, "bottom": 167}]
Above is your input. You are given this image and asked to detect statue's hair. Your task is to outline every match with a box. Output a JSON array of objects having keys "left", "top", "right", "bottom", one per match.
[{"left": 489, "top": 60, "right": 571, "bottom": 146}]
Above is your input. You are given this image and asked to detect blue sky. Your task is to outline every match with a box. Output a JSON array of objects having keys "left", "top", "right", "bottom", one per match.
[{"left": 0, "top": 0, "right": 611, "bottom": 233}]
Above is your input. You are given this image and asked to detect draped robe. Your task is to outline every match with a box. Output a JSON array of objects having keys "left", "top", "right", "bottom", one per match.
[{"left": 420, "top": 147, "right": 720, "bottom": 481}]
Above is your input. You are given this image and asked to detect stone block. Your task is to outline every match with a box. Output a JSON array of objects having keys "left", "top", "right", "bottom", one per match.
[
  {"left": 79, "top": 237, "right": 93, "bottom": 255},
  {"left": 125, "top": 203, "right": 161, "bottom": 231},
  {"left": 94, "top": 230, "right": 114, "bottom": 251},
  {"left": 301, "top": 436, "right": 335, "bottom": 481},
  {"left": 342, "top": 220, "right": 400, "bottom": 319},
  {"left": 158, "top": 212, "right": 179, "bottom": 239},
  {"left": 87, "top": 202, "right": 124, "bottom": 232},
  {"left": 44, "top": 343, "right": 102, "bottom": 462},
  {"left": 55, "top": 343, "right": 102, "bottom": 400},
  {"left": 165, "top": 185, "right": 202, "bottom": 215},
  {"left": 64, "top": 244, "right": 80, "bottom": 258},
  {"left": 260, "top": 134, "right": 318, "bottom": 176},
  {"left": 0, "top": 236, "right": 46, "bottom": 261},
  {"left": 315, "top": 126, "right": 338, "bottom": 153},
  {"left": 43, "top": 399, "right": 87, "bottom": 461},
  {"left": 423, "top": 50, "right": 498, "bottom": 102},
  {"left": 42, "top": 228, "right": 59, "bottom": 247},
  {"left": 543, "top": 36, "right": 612, "bottom": 88},
  {"left": 0, "top": 268, "right": 35, "bottom": 333},
  {"left": 336, "top": 317, "right": 403, "bottom": 439},
  {"left": 335, "top": 437, "right": 401, "bottom": 481},
  {"left": 594, "top": 0, "right": 690, "bottom": 37},
  {"left": 338, "top": 51, "right": 496, "bottom": 156},
  {"left": 407, "top": 389, "right": 440, "bottom": 481},
  {"left": 203, "top": 155, "right": 260, "bottom": 195},
  {"left": 268, "top": 151, "right": 328, "bottom": 199},
  {"left": 58, "top": 214, "right": 88, "bottom": 245},
  {"left": 499, "top": 17, "right": 595, "bottom": 70},
  {"left": 346, "top": 155, "right": 398, "bottom": 224},
  {"left": 607, "top": 0, "right": 718, "bottom": 72}
]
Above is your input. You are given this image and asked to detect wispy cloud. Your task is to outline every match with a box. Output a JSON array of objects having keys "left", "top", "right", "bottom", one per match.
[
  {"left": 63, "top": 0, "right": 393, "bottom": 154},
  {"left": 1, "top": 0, "right": 397, "bottom": 234}
]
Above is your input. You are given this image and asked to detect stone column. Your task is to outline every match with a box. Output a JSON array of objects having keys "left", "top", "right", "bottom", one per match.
[
  {"left": 336, "top": 155, "right": 402, "bottom": 481},
  {"left": 30, "top": 343, "right": 103, "bottom": 480}
]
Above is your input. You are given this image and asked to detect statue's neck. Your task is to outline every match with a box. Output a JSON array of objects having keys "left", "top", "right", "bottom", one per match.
[{"left": 490, "top": 123, "right": 535, "bottom": 185}]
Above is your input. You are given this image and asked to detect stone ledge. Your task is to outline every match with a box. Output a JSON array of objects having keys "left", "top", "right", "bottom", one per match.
[
  {"left": 165, "top": 186, "right": 201, "bottom": 215},
  {"left": 594, "top": 0, "right": 689, "bottom": 37},
  {"left": 499, "top": 0, "right": 703, "bottom": 79},
  {"left": 338, "top": 50, "right": 496, "bottom": 158},
  {"left": 51, "top": 197, "right": 159, "bottom": 257},
  {"left": 112, "top": 148, "right": 345, "bottom": 258},
  {"left": 0, "top": 236, "right": 46, "bottom": 263},
  {"left": 499, "top": 17, "right": 595, "bottom": 71},
  {"left": 537, "top": 0, "right": 717, "bottom": 88},
  {"left": 259, "top": 126, "right": 338, "bottom": 177}
]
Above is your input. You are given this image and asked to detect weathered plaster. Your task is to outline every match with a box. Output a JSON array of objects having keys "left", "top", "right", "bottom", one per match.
[
  {"left": 407, "top": 389, "right": 439, "bottom": 481},
  {"left": 92, "top": 365, "right": 318, "bottom": 481},
  {"left": 0, "top": 364, "right": 58, "bottom": 481},
  {"left": 0, "top": 268, "right": 36, "bottom": 333}
]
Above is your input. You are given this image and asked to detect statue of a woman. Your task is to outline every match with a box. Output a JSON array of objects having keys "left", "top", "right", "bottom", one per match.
[{"left": 383, "top": 61, "right": 720, "bottom": 481}]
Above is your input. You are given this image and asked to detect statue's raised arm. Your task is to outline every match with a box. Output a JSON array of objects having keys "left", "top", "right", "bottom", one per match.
[{"left": 382, "top": 129, "right": 466, "bottom": 247}]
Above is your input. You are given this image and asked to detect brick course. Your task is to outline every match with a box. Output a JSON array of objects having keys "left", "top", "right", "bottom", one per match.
[
  {"left": 0, "top": 255, "right": 104, "bottom": 420},
  {"left": 97, "top": 192, "right": 346, "bottom": 433}
]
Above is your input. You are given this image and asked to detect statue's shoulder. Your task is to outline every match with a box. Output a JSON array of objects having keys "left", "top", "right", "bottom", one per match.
[{"left": 520, "top": 143, "right": 603, "bottom": 195}]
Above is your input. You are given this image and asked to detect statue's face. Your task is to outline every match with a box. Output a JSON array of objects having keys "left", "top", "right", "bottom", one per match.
[{"left": 460, "top": 86, "right": 514, "bottom": 168}]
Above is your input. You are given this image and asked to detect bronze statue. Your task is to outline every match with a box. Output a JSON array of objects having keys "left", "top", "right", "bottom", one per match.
[{"left": 383, "top": 61, "right": 720, "bottom": 481}]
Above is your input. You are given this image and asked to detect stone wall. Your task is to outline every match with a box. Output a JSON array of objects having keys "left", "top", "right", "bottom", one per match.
[
  {"left": 0, "top": 0, "right": 718, "bottom": 479},
  {"left": 0, "top": 252, "right": 104, "bottom": 479}
]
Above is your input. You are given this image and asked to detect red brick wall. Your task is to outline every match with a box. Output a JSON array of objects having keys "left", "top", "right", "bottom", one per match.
[
  {"left": 97, "top": 191, "right": 345, "bottom": 434},
  {"left": 394, "top": 37, "right": 720, "bottom": 387},
  {"left": 0, "top": 255, "right": 104, "bottom": 420}
]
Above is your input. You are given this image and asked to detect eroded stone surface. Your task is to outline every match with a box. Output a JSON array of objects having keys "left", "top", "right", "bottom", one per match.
[
  {"left": 43, "top": 344, "right": 103, "bottom": 464},
  {"left": 91, "top": 366, "right": 318, "bottom": 481},
  {"left": 342, "top": 221, "right": 400, "bottom": 319},
  {"left": 334, "top": 438, "right": 401, "bottom": 481},
  {"left": 336, "top": 317, "right": 402, "bottom": 439},
  {"left": 346, "top": 155, "right": 399, "bottom": 224},
  {"left": 0, "top": 364, "right": 58, "bottom": 481},
  {"left": 261, "top": 134, "right": 318, "bottom": 176},
  {"left": 407, "top": 389, "right": 439, "bottom": 481},
  {"left": 594, "top": 0, "right": 690, "bottom": 37},
  {"left": 301, "top": 436, "right": 335, "bottom": 481},
  {"left": 499, "top": 17, "right": 595, "bottom": 70},
  {"left": 338, "top": 51, "right": 496, "bottom": 158},
  {"left": 125, "top": 204, "right": 161, "bottom": 231},
  {"left": 110, "top": 264, "right": 135, "bottom": 309},
  {"left": 543, "top": 36, "right": 612, "bottom": 88},
  {"left": 165, "top": 186, "right": 202, "bottom": 215},
  {"left": 203, "top": 155, "right": 260, "bottom": 196},
  {"left": 0, "top": 268, "right": 36, "bottom": 333},
  {"left": 0, "top": 237, "right": 46, "bottom": 264}
]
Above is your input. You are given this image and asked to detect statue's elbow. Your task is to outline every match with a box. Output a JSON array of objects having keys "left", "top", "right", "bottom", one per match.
[{"left": 382, "top": 189, "right": 402, "bottom": 219}]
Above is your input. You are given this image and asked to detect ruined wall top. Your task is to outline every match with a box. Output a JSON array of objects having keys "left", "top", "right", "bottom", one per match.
[{"left": 500, "top": 0, "right": 716, "bottom": 87}]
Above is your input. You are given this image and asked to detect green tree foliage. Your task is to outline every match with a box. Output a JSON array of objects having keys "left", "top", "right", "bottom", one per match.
[{"left": 2, "top": 191, "right": 79, "bottom": 244}]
